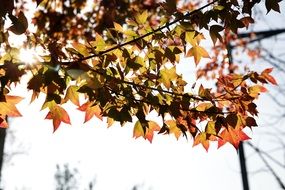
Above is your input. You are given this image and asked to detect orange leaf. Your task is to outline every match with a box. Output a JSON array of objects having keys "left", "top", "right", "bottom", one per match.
[
  {"left": 0, "top": 95, "right": 23, "bottom": 117},
  {"left": 261, "top": 68, "right": 277, "bottom": 85},
  {"left": 145, "top": 121, "right": 160, "bottom": 143},
  {"left": 45, "top": 105, "right": 71, "bottom": 132},
  {"left": 78, "top": 102, "right": 102, "bottom": 123},
  {"left": 0, "top": 116, "right": 8, "bottom": 128},
  {"left": 218, "top": 127, "right": 250, "bottom": 149}
]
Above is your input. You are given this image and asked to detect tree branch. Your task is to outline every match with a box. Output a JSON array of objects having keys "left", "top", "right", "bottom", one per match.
[
  {"left": 61, "top": 0, "right": 219, "bottom": 64},
  {"left": 247, "top": 142, "right": 285, "bottom": 189}
]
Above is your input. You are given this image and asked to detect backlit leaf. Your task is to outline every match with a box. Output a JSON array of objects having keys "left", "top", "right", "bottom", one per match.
[
  {"left": 64, "top": 85, "right": 80, "bottom": 106},
  {"left": 78, "top": 102, "right": 103, "bottom": 123},
  {"left": 248, "top": 85, "right": 267, "bottom": 98},
  {"left": 186, "top": 45, "right": 210, "bottom": 65},
  {"left": 193, "top": 132, "right": 210, "bottom": 151},
  {"left": 261, "top": 68, "right": 277, "bottom": 85},
  {"left": 135, "top": 10, "right": 148, "bottom": 24},
  {"left": 0, "top": 96, "right": 22, "bottom": 117},
  {"left": 45, "top": 105, "right": 71, "bottom": 132},
  {"left": 72, "top": 42, "right": 89, "bottom": 57},
  {"left": 159, "top": 67, "right": 177, "bottom": 89},
  {"left": 165, "top": 120, "right": 181, "bottom": 140},
  {"left": 218, "top": 127, "right": 250, "bottom": 149},
  {"left": 145, "top": 121, "right": 160, "bottom": 143}
]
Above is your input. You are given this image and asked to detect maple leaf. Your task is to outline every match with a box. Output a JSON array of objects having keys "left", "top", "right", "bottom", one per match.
[
  {"left": 45, "top": 105, "right": 71, "bottom": 132},
  {"left": 159, "top": 67, "right": 177, "bottom": 89},
  {"left": 8, "top": 11, "right": 28, "bottom": 35},
  {"left": 265, "top": 0, "right": 280, "bottom": 14},
  {"left": 261, "top": 68, "right": 277, "bottom": 85},
  {"left": 36, "top": 0, "right": 44, "bottom": 6},
  {"left": 186, "top": 45, "right": 210, "bottom": 65},
  {"left": 133, "top": 120, "right": 160, "bottom": 143},
  {"left": 0, "top": 116, "right": 8, "bottom": 128},
  {"left": 248, "top": 85, "right": 267, "bottom": 98},
  {"left": 0, "top": 95, "right": 23, "bottom": 117},
  {"left": 193, "top": 132, "right": 210, "bottom": 151},
  {"left": 78, "top": 102, "right": 102, "bottom": 123},
  {"left": 165, "top": 120, "right": 181, "bottom": 140},
  {"left": 240, "top": 16, "right": 254, "bottom": 28},
  {"left": 218, "top": 127, "right": 250, "bottom": 149},
  {"left": 145, "top": 121, "right": 161, "bottom": 143},
  {"left": 64, "top": 85, "right": 80, "bottom": 106},
  {"left": 209, "top": 25, "right": 224, "bottom": 45}
]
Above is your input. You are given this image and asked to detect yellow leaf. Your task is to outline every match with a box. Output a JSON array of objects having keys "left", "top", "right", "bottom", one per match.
[
  {"left": 72, "top": 42, "right": 89, "bottom": 57},
  {"left": 248, "top": 85, "right": 267, "bottom": 98},
  {"left": 186, "top": 45, "right": 210, "bottom": 65},
  {"left": 64, "top": 85, "right": 80, "bottom": 106},
  {"left": 135, "top": 10, "right": 148, "bottom": 24},
  {"left": 113, "top": 22, "right": 123, "bottom": 32},
  {"left": 159, "top": 67, "right": 177, "bottom": 89},
  {"left": 133, "top": 120, "right": 145, "bottom": 139},
  {"left": 165, "top": 120, "right": 181, "bottom": 140}
]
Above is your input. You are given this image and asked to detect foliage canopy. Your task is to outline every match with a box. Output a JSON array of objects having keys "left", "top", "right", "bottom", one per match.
[{"left": 0, "top": 0, "right": 280, "bottom": 150}]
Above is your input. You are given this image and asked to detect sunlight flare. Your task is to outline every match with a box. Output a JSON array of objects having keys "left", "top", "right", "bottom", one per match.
[{"left": 19, "top": 48, "right": 37, "bottom": 65}]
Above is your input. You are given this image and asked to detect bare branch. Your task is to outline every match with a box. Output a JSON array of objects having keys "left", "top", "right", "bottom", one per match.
[{"left": 247, "top": 142, "right": 285, "bottom": 189}]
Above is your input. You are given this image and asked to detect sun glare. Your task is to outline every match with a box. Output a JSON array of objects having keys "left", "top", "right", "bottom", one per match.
[{"left": 19, "top": 48, "right": 37, "bottom": 65}]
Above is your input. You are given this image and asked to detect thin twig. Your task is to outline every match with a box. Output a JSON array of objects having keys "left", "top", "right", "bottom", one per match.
[
  {"left": 247, "top": 142, "right": 285, "bottom": 189},
  {"left": 61, "top": 0, "right": 219, "bottom": 64}
]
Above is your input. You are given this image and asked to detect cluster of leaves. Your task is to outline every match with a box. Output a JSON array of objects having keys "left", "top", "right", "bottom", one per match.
[{"left": 0, "top": 0, "right": 281, "bottom": 150}]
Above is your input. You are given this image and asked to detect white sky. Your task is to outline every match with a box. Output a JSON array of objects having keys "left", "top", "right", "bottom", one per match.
[{"left": 1, "top": 1, "right": 285, "bottom": 190}]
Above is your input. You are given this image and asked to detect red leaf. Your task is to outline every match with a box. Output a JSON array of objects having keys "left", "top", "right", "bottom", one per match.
[
  {"left": 45, "top": 105, "right": 71, "bottom": 132},
  {"left": 261, "top": 68, "right": 277, "bottom": 85}
]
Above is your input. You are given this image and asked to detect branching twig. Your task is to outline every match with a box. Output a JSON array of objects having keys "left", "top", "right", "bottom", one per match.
[
  {"left": 247, "top": 142, "right": 285, "bottom": 189},
  {"left": 60, "top": 0, "right": 219, "bottom": 64}
]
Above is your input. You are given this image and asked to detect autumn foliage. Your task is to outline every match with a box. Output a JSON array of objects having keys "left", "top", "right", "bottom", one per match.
[{"left": 0, "top": 0, "right": 280, "bottom": 150}]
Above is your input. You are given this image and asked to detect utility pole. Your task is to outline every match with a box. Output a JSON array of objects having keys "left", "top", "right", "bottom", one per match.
[
  {"left": 229, "top": 28, "right": 285, "bottom": 190},
  {"left": 0, "top": 117, "right": 6, "bottom": 186}
]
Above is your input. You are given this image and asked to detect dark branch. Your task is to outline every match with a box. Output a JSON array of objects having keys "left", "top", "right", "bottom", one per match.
[
  {"left": 247, "top": 142, "right": 285, "bottom": 189},
  {"left": 61, "top": 0, "right": 219, "bottom": 64}
]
